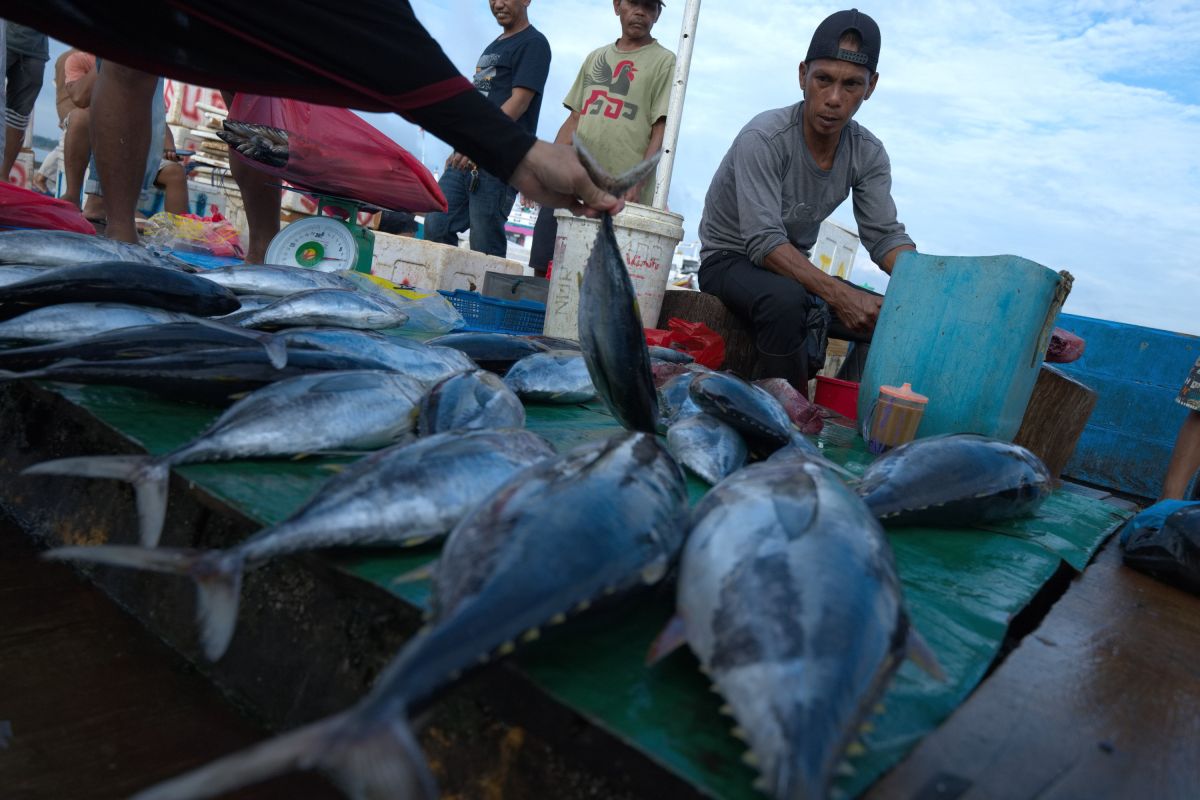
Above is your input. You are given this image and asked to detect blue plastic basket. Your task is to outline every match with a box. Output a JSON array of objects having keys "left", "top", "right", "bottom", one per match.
[{"left": 439, "top": 289, "right": 545, "bottom": 335}]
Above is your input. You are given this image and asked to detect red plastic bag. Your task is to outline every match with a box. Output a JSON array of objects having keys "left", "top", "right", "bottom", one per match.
[
  {"left": 644, "top": 318, "right": 725, "bottom": 370},
  {"left": 0, "top": 182, "right": 96, "bottom": 235},
  {"left": 1046, "top": 327, "right": 1085, "bottom": 363},
  {"left": 228, "top": 95, "right": 446, "bottom": 213}
]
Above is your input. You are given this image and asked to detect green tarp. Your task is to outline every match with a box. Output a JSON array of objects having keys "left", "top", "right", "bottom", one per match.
[{"left": 46, "top": 383, "right": 1131, "bottom": 798}]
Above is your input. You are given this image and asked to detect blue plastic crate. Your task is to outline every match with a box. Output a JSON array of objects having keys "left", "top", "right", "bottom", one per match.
[{"left": 439, "top": 289, "right": 545, "bottom": 335}]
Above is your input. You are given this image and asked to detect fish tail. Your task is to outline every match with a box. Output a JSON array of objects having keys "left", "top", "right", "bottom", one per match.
[
  {"left": 43, "top": 544, "right": 247, "bottom": 661},
  {"left": 573, "top": 134, "right": 662, "bottom": 199},
  {"left": 131, "top": 712, "right": 437, "bottom": 800},
  {"left": 23, "top": 455, "right": 172, "bottom": 547}
]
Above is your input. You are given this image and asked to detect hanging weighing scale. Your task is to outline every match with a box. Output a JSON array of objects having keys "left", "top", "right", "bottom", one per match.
[{"left": 264, "top": 188, "right": 378, "bottom": 273}]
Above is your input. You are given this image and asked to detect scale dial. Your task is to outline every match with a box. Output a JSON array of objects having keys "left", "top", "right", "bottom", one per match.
[{"left": 264, "top": 216, "right": 359, "bottom": 272}]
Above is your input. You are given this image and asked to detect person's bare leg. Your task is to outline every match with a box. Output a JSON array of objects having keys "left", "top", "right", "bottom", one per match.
[
  {"left": 1, "top": 126, "right": 23, "bottom": 182},
  {"left": 63, "top": 109, "right": 92, "bottom": 208},
  {"left": 91, "top": 63, "right": 157, "bottom": 243},
  {"left": 156, "top": 162, "right": 188, "bottom": 215},
  {"left": 1160, "top": 410, "right": 1200, "bottom": 500},
  {"left": 220, "top": 91, "right": 280, "bottom": 263}
]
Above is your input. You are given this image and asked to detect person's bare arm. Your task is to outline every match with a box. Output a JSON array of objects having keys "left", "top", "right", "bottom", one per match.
[
  {"left": 554, "top": 110, "right": 581, "bottom": 146},
  {"left": 763, "top": 242, "right": 882, "bottom": 333},
  {"left": 65, "top": 71, "right": 98, "bottom": 109},
  {"left": 878, "top": 243, "right": 917, "bottom": 275}
]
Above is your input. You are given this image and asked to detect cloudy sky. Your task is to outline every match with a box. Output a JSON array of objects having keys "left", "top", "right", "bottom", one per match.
[{"left": 29, "top": 1, "right": 1200, "bottom": 335}]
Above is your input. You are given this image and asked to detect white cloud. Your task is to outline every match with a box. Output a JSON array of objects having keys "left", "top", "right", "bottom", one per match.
[{"left": 26, "top": 0, "right": 1200, "bottom": 335}]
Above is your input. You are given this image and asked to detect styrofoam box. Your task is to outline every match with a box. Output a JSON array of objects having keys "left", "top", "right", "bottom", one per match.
[
  {"left": 370, "top": 232, "right": 523, "bottom": 292},
  {"left": 811, "top": 219, "right": 859, "bottom": 280}
]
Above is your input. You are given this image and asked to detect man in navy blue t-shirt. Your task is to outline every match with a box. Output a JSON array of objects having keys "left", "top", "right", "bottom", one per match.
[{"left": 424, "top": 0, "right": 551, "bottom": 257}]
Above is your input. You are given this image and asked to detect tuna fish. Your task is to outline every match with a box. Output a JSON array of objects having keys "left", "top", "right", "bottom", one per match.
[
  {"left": 0, "top": 265, "right": 56, "bottom": 287},
  {"left": 195, "top": 264, "right": 357, "bottom": 296},
  {"left": 0, "top": 229, "right": 190, "bottom": 268},
  {"left": 658, "top": 370, "right": 704, "bottom": 425},
  {"left": 0, "top": 319, "right": 287, "bottom": 371},
  {"left": 46, "top": 429, "right": 555, "bottom": 660},
  {"left": 0, "top": 346, "right": 388, "bottom": 404},
  {"left": 25, "top": 370, "right": 426, "bottom": 547},
  {"left": 231, "top": 288, "right": 409, "bottom": 330},
  {"left": 0, "top": 261, "right": 240, "bottom": 318},
  {"left": 503, "top": 350, "right": 596, "bottom": 404},
  {"left": 672, "top": 454, "right": 941, "bottom": 800},
  {"left": 418, "top": 370, "right": 525, "bottom": 435},
  {"left": 648, "top": 345, "right": 694, "bottom": 364},
  {"left": 278, "top": 327, "right": 472, "bottom": 387},
  {"left": 129, "top": 432, "right": 687, "bottom": 800},
  {"left": 0, "top": 302, "right": 198, "bottom": 343},
  {"left": 856, "top": 434, "right": 1054, "bottom": 526},
  {"left": 574, "top": 139, "right": 661, "bottom": 432},
  {"left": 425, "top": 331, "right": 550, "bottom": 374},
  {"left": 689, "top": 371, "right": 798, "bottom": 456},
  {"left": 666, "top": 413, "right": 748, "bottom": 485}
]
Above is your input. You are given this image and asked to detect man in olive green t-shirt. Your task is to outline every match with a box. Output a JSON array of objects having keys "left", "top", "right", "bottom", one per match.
[{"left": 528, "top": 0, "right": 675, "bottom": 276}]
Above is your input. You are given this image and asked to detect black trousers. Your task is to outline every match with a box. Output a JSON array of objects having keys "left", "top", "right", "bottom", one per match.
[{"left": 699, "top": 249, "right": 877, "bottom": 376}]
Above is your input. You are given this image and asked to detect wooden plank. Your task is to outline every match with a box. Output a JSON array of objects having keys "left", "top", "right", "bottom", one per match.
[
  {"left": 865, "top": 538, "right": 1200, "bottom": 800},
  {"left": 1014, "top": 365, "right": 1097, "bottom": 482}
]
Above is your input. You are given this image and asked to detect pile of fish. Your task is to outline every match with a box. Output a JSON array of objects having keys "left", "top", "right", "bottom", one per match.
[{"left": 6, "top": 203, "right": 1062, "bottom": 800}]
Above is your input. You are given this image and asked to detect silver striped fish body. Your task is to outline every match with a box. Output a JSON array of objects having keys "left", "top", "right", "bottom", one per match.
[
  {"left": 196, "top": 264, "right": 357, "bottom": 296},
  {"left": 366, "top": 432, "right": 688, "bottom": 717},
  {"left": 418, "top": 370, "right": 525, "bottom": 435},
  {"left": 233, "top": 289, "right": 409, "bottom": 330},
  {"left": 666, "top": 413, "right": 748, "bottom": 485},
  {"left": 857, "top": 433, "right": 1053, "bottom": 526},
  {"left": 577, "top": 215, "right": 659, "bottom": 431},
  {"left": 237, "top": 429, "right": 555, "bottom": 562},
  {"left": 169, "top": 370, "right": 424, "bottom": 466},
  {"left": 0, "top": 265, "right": 57, "bottom": 287},
  {"left": 681, "top": 458, "right": 909, "bottom": 800},
  {"left": 503, "top": 350, "right": 596, "bottom": 403},
  {"left": 279, "top": 327, "right": 473, "bottom": 387},
  {"left": 0, "top": 302, "right": 197, "bottom": 343},
  {"left": 690, "top": 371, "right": 796, "bottom": 455},
  {"left": 425, "top": 331, "right": 550, "bottom": 373},
  {"left": 0, "top": 230, "right": 185, "bottom": 267}
]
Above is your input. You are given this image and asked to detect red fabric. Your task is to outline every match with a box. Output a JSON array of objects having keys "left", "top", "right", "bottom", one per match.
[
  {"left": 1046, "top": 327, "right": 1086, "bottom": 363},
  {"left": 0, "top": 183, "right": 96, "bottom": 235},
  {"left": 229, "top": 95, "right": 447, "bottom": 213},
  {"left": 644, "top": 318, "right": 726, "bottom": 370}
]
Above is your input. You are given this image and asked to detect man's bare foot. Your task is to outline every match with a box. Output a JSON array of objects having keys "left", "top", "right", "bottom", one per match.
[{"left": 31, "top": 173, "right": 49, "bottom": 194}]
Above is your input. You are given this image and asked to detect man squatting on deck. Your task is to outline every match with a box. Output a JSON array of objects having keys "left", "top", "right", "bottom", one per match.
[{"left": 698, "top": 8, "right": 915, "bottom": 395}]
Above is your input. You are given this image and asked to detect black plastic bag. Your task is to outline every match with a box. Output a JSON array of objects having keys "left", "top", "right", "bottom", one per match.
[{"left": 1122, "top": 504, "right": 1200, "bottom": 595}]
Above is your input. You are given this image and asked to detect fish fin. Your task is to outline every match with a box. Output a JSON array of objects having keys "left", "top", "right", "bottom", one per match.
[
  {"left": 290, "top": 452, "right": 313, "bottom": 462},
  {"left": 640, "top": 553, "right": 670, "bottom": 584},
  {"left": 573, "top": 134, "right": 661, "bottom": 199},
  {"left": 389, "top": 561, "right": 437, "bottom": 586},
  {"left": 907, "top": 625, "right": 947, "bottom": 682},
  {"left": 132, "top": 711, "right": 436, "bottom": 800},
  {"left": 262, "top": 337, "right": 289, "bottom": 369},
  {"left": 845, "top": 741, "right": 866, "bottom": 757},
  {"left": 194, "top": 556, "right": 246, "bottom": 661},
  {"left": 645, "top": 614, "right": 688, "bottom": 666},
  {"left": 24, "top": 455, "right": 171, "bottom": 547},
  {"left": 226, "top": 391, "right": 252, "bottom": 401},
  {"left": 319, "top": 463, "right": 348, "bottom": 474}
]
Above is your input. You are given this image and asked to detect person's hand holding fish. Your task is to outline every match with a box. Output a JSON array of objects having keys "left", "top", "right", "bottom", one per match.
[{"left": 509, "top": 141, "right": 625, "bottom": 219}]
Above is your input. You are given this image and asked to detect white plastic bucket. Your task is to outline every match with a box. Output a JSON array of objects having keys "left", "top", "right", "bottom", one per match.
[{"left": 543, "top": 202, "right": 684, "bottom": 340}]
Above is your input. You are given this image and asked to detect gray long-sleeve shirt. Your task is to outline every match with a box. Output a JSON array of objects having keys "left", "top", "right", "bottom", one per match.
[{"left": 699, "top": 102, "right": 913, "bottom": 267}]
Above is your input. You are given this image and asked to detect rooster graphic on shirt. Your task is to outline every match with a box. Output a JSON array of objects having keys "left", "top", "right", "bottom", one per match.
[{"left": 582, "top": 53, "right": 641, "bottom": 120}]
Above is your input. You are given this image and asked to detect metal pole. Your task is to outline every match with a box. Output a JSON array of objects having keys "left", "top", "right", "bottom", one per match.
[{"left": 652, "top": 0, "right": 701, "bottom": 210}]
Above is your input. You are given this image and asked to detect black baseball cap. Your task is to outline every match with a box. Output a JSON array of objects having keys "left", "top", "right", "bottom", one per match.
[{"left": 805, "top": 9, "right": 881, "bottom": 73}]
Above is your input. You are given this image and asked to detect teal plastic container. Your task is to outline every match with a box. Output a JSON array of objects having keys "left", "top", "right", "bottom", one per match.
[{"left": 858, "top": 252, "right": 1072, "bottom": 442}]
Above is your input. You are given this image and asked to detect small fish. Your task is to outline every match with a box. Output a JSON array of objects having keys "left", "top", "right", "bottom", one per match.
[
  {"left": 0, "top": 302, "right": 198, "bottom": 343},
  {"left": 0, "top": 261, "right": 240, "bottom": 318},
  {"left": 418, "top": 370, "right": 525, "bottom": 435},
  {"left": 279, "top": 327, "right": 472, "bottom": 387},
  {"left": 575, "top": 137, "right": 661, "bottom": 433},
  {"left": 425, "top": 331, "right": 550, "bottom": 374},
  {"left": 217, "top": 120, "right": 290, "bottom": 168},
  {"left": 25, "top": 370, "right": 426, "bottom": 547},
  {"left": 503, "top": 350, "right": 596, "bottom": 403},
  {"left": 231, "top": 289, "right": 408, "bottom": 330},
  {"left": 667, "top": 413, "right": 748, "bottom": 485},
  {"left": 671, "top": 457, "right": 941, "bottom": 800},
  {"left": 195, "top": 264, "right": 357, "bottom": 296},
  {"left": 0, "top": 320, "right": 287, "bottom": 371},
  {"left": 130, "top": 432, "right": 687, "bottom": 800},
  {"left": 0, "top": 230, "right": 190, "bottom": 268},
  {"left": 46, "top": 429, "right": 555, "bottom": 660},
  {"left": 856, "top": 433, "right": 1053, "bottom": 526}
]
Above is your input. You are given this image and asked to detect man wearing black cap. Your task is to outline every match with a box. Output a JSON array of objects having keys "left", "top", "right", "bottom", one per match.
[{"left": 697, "top": 8, "right": 915, "bottom": 395}]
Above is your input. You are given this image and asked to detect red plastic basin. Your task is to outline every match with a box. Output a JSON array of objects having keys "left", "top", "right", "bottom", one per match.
[{"left": 814, "top": 376, "right": 859, "bottom": 420}]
